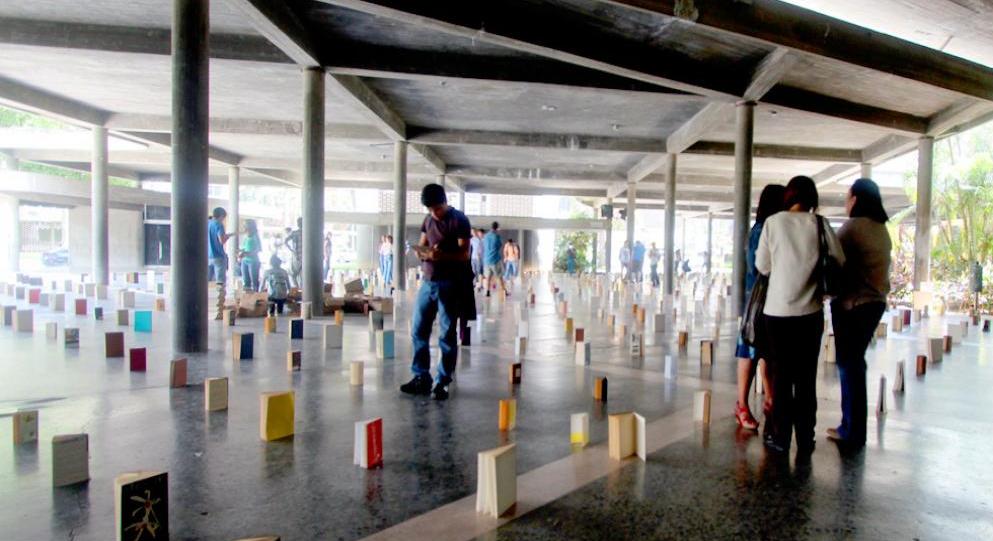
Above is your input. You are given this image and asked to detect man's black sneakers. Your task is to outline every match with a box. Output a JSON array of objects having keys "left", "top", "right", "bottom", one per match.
[
  {"left": 432, "top": 382, "right": 449, "bottom": 401},
  {"left": 400, "top": 375, "right": 432, "bottom": 395}
]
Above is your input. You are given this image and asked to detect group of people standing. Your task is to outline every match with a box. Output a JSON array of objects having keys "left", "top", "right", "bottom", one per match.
[
  {"left": 469, "top": 222, "right": 520, "bottom": 297},
  {"left": 734, "top": 175, "right": 892, "bottom": 454}
]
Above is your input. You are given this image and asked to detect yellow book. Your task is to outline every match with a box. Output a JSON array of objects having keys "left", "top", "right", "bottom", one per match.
[
  {"left": 259, "top": 391, "right": 295, "bottom": 441},
  {"left": 608, "top": 412, "right": 635, "bottom": 460},
  {"left": 498, "top": 399, "right": 517, "bottom": 431}
]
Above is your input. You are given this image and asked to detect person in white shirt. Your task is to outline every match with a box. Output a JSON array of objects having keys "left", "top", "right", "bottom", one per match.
[
  {"left": 755, "top": 175, "right": 844, "bottom": 454},
  {"left": 379, "top": 235, "right": 394, "bottom": 286}
]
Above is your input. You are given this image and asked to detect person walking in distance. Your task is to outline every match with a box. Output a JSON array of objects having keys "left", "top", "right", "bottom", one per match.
[
  {"left": 400, "top": 184, "right": 473, "bottom": 400},
  {"left": 648, "top": 242, "right": 661, "bottom": 289},
  {"left": 827, "top": 178, "right": 891, "bottom": 449},
  {"left": 756, "top": 176, "right": 845, "bottom": 454},
  {"left": 285, "top": 217, "right": 303, "bottom": 288},
  {"left": 503, "top": 238, "right": 520, "bottom": 287},
  {"left": 632, "top": 240, "right": 646, "bottom": 283},
  {"left": 208, "top": 207, "right": 232, "bottom": 320},
  {"left": 619, "top": 241, "right": 632, "bottom": 281},
  {"left": 734, "top": 184, "right": 785, "bottom": 431},
  {"left": 470, "top": 228, "right": 484, "bottom": 291},
  {"left": 483, "top": 222, "right": 508, "bottom": 297},
  {"left": 322, "top": 232, "right": 333, "bottom": 283}
]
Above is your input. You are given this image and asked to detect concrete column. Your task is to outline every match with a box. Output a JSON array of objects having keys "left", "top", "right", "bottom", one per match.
[
  {"left": 625, "top": 182, "right": 636, "bottom": 249},
  {"left": 913, "top": 137, "right": 934, "bottom": 290},
  {"left": 731, "top": 101, "right": 755, "bottom": 316},
  {"left": 604, "top": 198, "right": 613, "bottom": 274},
  {"left": 392, "top": 141, "right": 408, "bottom": 291},
  {"left": 705, "top": 212, "right": 713, "bottom": 274},
  {"left": 663, "top": 154, "right": 677, "bottom": 294},
  {"left": 458, "top": 184, "right": 466, "bottom": 212},
  {"left": 170, "top": 0, "right": 209, "bottom": 353},
  {"left": 302, "top": 67, "right": 326, "bottom": 308},
  {"left": 91, "top": 126, "right": 109, "bottom": 285},
  {"left": 860, "top": 162, "right": 872, "bottom": 179},
  {"left": 227, "top": 166, "right": 240, "bottom": 285}
]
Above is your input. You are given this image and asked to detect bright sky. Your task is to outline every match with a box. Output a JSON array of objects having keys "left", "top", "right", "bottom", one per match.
[{"left": 780, "top": 0, "right": 993, "bottom": 69}]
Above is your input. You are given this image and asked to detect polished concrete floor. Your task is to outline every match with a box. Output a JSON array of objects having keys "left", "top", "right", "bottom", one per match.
[{"left": 1, "top": 275, "right": 991, "bottom": 540}]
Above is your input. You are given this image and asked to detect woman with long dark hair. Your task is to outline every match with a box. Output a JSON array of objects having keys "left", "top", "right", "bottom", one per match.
[
  {"left": 827, "top": 178, "right": 891, "bottom": 448},
  {"left": 735, "top": 184, "right": 786, "bottom": 431},
  {"left": 240, "top": 219, "right": 262, "bottom": 292},
  {"left": 755, "top": 176, "right": 845, "bottom": 454}
]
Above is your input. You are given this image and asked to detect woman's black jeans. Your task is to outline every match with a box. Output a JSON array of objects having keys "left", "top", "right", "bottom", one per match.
[
  {"left": 830, "top": 301, "right": 886, "bottom": 446},
  {"left": 764, "top": 311, "right": 824, "bottom": 451}
]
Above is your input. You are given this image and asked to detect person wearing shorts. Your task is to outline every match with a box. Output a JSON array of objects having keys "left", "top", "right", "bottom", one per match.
[{"left": 482, "top": 221, "right": 507, "bottom": 297}]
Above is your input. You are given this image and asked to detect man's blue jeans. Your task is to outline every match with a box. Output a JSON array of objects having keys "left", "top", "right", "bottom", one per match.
[
  {"left": 411, "top": 280, "right": 458, "bottom": 384},
  {"left": 209, "top": 257, "right": 227, "bottom": 284}
]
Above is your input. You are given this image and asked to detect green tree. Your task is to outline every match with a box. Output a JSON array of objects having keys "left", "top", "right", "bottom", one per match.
[{"left": 553, "top": 231, "right": 595, "bottom": 273}]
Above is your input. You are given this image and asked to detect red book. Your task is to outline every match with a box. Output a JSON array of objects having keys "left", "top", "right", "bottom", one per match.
[
  {"left": 28, "top": 289, "right": 40, "bottom": 304},
  {"left": 75, "top": 298, "right": 87, "bottom": 316},
  {"left": 129, "top": 348, "right": 147, "bottom": 372},
  {"left": 354, "top": 418, "right": 383, "bottom": 469}
]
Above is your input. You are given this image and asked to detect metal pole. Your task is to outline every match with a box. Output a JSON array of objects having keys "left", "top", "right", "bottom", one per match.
[
  {"left": 91, "top": 126, "right": 109, "bottom": 285},
  {"left": 625, "top": 182, "right": 636, "bottom": 248},
  {"left": 228, "top": 165, "right": 240, "bottom": 289},
  {"left": 392, "top": 141, "right": 408, "bottom": 291},
  {"left": 302, "top": 67, "right": 325, "bottom": 309},
  {"left": 604, "top": 198, "right": 613, "bottom": 274},
  {"left": 170, "top": 0, "right": 209, "bottom": 352},
  {"left": 731, "top": 101, "right": 755, "bottom": 317},
  {"left": 913, "top": 136, "right": 934, "bottom": 290},
  {"left": 705, "top": 211, "right": 713, "bottom": 275},
  {"left": 664, "top": 154, "right": 677, "bottom": 295}
]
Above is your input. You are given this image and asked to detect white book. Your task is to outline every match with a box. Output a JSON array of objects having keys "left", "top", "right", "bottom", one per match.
[
  {"left": 664, "top": 355, "right": 677, "bottom": 380},
  {"left": 575, "top": 342, "right": 591, "bottom": 366},
  {"left": 323, "top": 323, "right": 343, "bottom": 349},
  {"left": 693, "top": 390, "right": 712, "bottom": 424},
  {"left": 570, "top": 413, "right": 589, "bottom": 446},
  {"left": 893, "top": 361, "right": 905, "bottom": 392},
  {"left": 476, "top": 444, "right": 517, "bottom": 518},
  {"left": 635, "top": 413, "right": 646, "bottom": 461}
]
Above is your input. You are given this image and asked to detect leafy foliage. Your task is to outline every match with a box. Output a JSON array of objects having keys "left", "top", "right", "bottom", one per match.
[{"left": 553, "top": 230, "right": 595, "bottom": 273}]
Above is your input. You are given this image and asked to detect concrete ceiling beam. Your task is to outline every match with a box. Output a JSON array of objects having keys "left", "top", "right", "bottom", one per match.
[
  {"left": 322, "top": 1, "right": 936, "bottom": 134},
  {"left": 605, "top": 0, "right": 993, "bottom": 102},
  {"left": 106, "top": 113, "right": 386, "bottom": 140},
  {"left": 223, "top": 0, "right": 320, "bottom": 67},
  {"left": 628, "top": 48, "right": 797, "bottom": 183},
  {"left": 446, "top": 165, "right": 626, "bottom": 183},
  {"left": 407, "top": 127, "right": 667, "bottom": 154}
]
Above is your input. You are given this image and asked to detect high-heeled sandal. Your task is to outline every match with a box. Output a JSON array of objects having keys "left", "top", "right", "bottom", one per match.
[{"left": 735, "top": 401, "right": 759, "bottom": 431}]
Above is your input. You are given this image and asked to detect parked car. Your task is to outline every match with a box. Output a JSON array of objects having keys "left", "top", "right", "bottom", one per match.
[{"left": 42, "top": 248, "right": 69, "bottom": 266}]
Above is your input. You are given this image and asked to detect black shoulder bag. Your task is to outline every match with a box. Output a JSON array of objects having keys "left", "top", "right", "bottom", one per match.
[
  {"left": 739, "top": 274, "right": 768, "bottom": 346},
  {"left": 815, "top": 216, "right": 843, "bottom": 298}
]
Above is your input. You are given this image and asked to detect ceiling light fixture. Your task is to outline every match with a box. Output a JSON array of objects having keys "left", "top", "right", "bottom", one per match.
[{"left": 541, "top": 104, "right": 557, "bottom": 112}]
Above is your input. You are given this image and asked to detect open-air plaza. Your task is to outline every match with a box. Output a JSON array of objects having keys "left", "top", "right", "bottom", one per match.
[{"left": 2, "top": 1, "right": 993, "bottom": 540}]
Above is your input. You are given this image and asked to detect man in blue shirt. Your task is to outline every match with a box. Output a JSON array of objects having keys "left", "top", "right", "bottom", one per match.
[
  {"left": 207, "top": 207, "right": 231, "bottom": 284},
  {"left": 400, "top": 184, "right": 472, "bottom": 400},
  {"left": 632, "top": 240, "right": 646, "bottom": 283},
  {"left": 208, "top": 207, "right": 232, "bottom": 320},
  {"left": 482, "top": 222, "right": 507, "bottom": 297}
]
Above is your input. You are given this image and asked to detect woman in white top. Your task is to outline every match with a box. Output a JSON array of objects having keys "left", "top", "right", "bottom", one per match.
[
  {"left": 379, "top": 235, "right": 394, "bottom": 286},
  {"left": 755, "top": 175, "right": 845, "bottom": 454}
]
